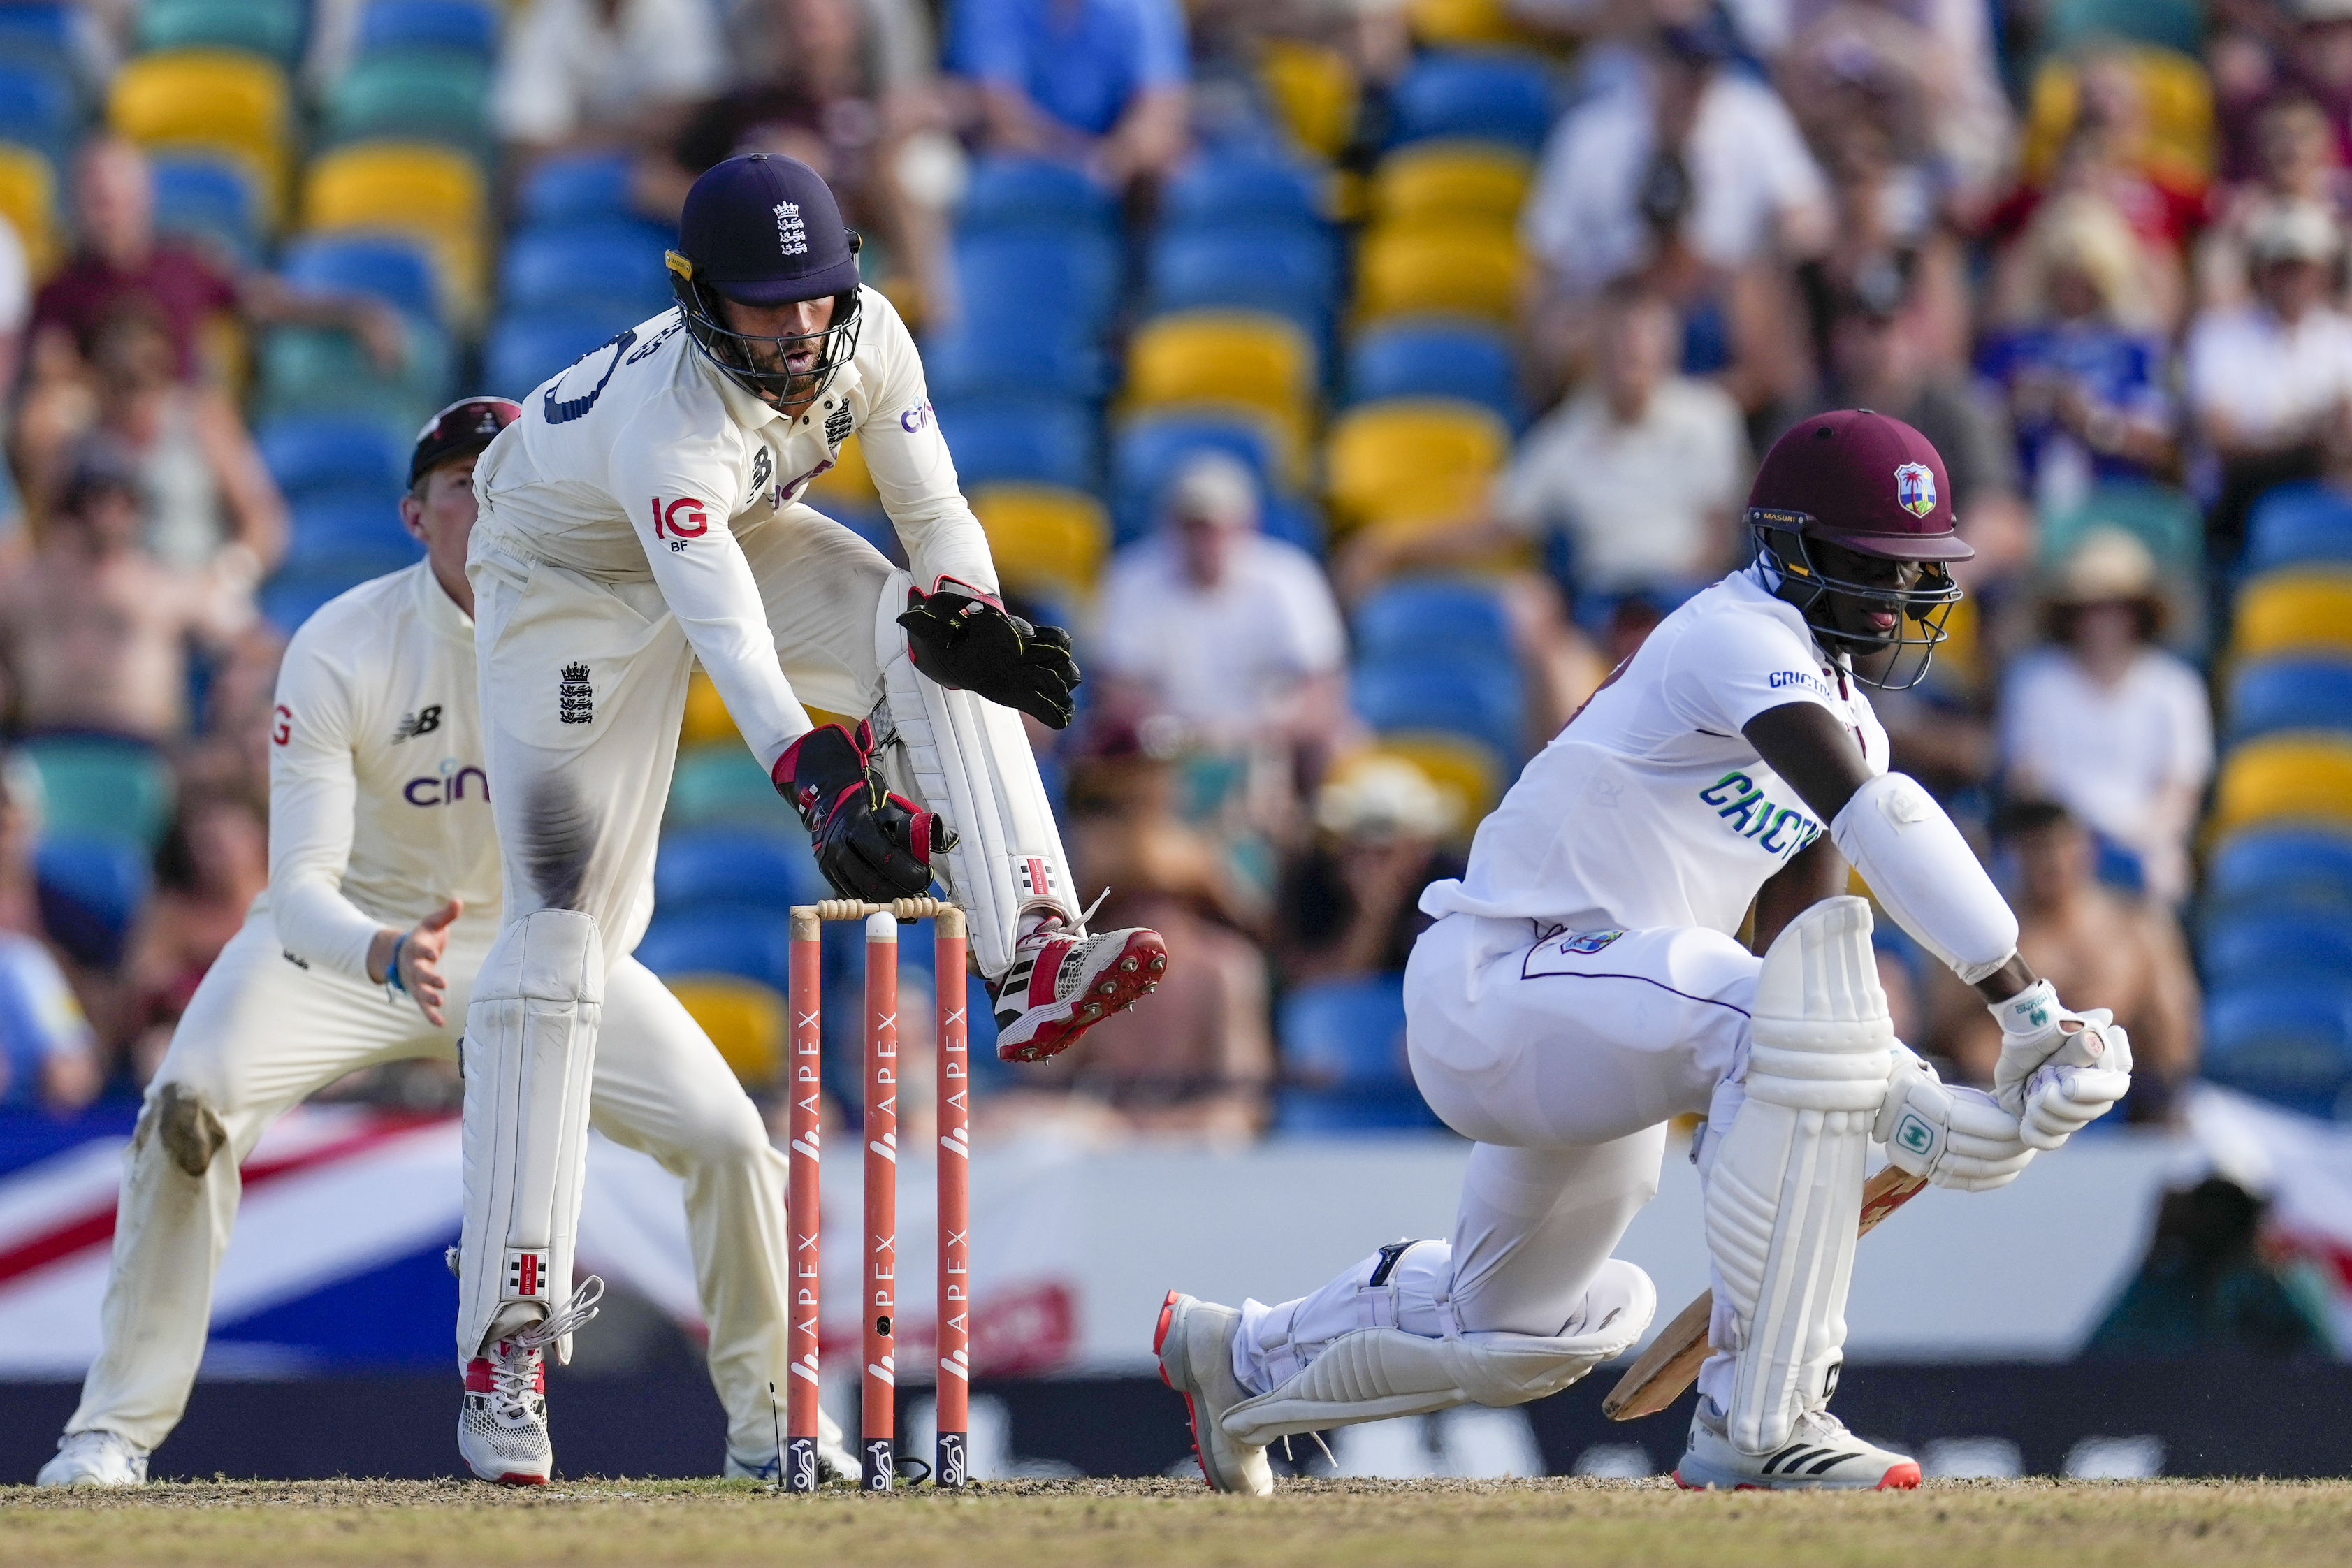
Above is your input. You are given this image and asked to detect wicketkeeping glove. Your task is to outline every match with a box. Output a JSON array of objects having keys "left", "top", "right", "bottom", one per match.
[
  {"left": 1875, "top": 1043, "right": 2035, "bottom": 1193},
  {"left": 897, "top": 579, "right": 1080, "bottom": 729},
  {"left": 772, "top": 721, "right": 954, "bottom": 901},
  {"left": 1990, "top": 980, "right": 2133, "bottom": 1147}
]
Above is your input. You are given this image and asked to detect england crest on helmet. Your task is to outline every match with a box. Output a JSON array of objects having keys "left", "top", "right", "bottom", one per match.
[{"left": 1894, "top": 462, "right": 1937, "bottom": 518}]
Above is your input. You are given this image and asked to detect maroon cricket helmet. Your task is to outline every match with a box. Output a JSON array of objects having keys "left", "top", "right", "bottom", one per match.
[{"left": 1745, "top": 409, "right": 1975, "bottom": 563}]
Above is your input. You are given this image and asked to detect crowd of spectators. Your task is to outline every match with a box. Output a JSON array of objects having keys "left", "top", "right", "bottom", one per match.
[{"left": 6, "top": 0, "right": 2320, "bottom": 1141}]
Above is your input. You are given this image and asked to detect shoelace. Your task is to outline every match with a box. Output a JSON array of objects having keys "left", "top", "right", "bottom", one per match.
[{"left": 483, "top": 1277, "right": 606, "bottom": 1416}]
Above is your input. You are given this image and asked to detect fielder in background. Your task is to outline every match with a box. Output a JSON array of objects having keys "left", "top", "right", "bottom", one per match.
[
  {"left": 1159, "top": 412, "right": 2134, "bottom": 1493},
  {"left": 451, "top": 153, "right": 1167, "bottom": 1477},
  {"left": 38, "top": 400, "right": 857, "bottom": 1489}
]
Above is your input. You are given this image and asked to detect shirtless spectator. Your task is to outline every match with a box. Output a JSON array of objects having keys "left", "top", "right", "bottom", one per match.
[
  {"left": 0, "top": 444, "right": 259, "bottom": 746},
  {"left": 1931, "top": 799, "right": 2199, "bottom": 1121}
]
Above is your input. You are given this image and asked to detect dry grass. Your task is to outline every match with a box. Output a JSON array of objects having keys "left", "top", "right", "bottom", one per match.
[{"left": 6, "top": 1475, "right": 2351, "bottom": 1568}]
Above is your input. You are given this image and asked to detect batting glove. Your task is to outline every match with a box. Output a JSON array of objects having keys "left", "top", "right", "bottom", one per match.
[
  {"left": 1989, "top": 980, "right": 2107, "bottom": 1117},
  {"left": 772, "top": 721, "right": 953, "bottom": 901},
  {"left": 897, "top": 579, "right": 1080, "bottom": 729},
  {"left": 2019, "top": 1020, "right": 2133, "bottom": 1152},
  {"left": 1875, "top": 1043, "right": 2035, "bottom": 1193}
]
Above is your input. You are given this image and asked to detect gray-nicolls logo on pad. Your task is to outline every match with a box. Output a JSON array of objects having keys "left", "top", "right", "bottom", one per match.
[{"left": 558, "top": 662, "right": 594, "bottom": 725}]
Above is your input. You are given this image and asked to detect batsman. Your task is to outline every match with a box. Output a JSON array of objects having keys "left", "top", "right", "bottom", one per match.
[
  {"left": 451, "top": 154, "right": 1166, "bottom": 1476},
  {"left": 1159, "top": 412, "right": 2133, "bottom": 1493}
]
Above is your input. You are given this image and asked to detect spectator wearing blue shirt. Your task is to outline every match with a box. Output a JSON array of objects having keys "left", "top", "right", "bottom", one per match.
[
  {"left": 953, "top": 0, "right": 1189, "bottom": 190},
  {"left": 0, "top": 755, "right": 100, "bottom": 1112},
  {"left": 1977, "top": 194, "right": 2178, "bottom": 518}
]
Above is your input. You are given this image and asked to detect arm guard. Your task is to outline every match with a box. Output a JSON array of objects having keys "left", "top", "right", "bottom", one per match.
[{"left": 1829, "top": 772, "right": 2019, "bottom": 986}]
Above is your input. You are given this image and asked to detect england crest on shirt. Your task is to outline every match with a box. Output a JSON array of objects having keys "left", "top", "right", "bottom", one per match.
[{"left": 1894, "top": 462, "right": 1936, "bottom": 518}]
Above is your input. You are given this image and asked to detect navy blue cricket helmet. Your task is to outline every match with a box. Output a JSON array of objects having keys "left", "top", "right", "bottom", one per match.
[{"left": 665, "top": 154, "right": 863, "bottom": 406}]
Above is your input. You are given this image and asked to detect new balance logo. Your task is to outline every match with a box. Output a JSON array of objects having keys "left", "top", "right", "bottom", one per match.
[
  {"left": 391, "top": 704, "right": 442, "bottom": 743},
  {"left": 558, "top": 662, "right": 593, "bottom": 725},
  {"left": 748, "top": 444, "right": 772, "bottom": 502}
]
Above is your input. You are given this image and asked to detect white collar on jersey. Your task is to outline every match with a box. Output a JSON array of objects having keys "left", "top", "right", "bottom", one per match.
[{"left": 414, "top": 558, "right": 474, "bottom": 643}]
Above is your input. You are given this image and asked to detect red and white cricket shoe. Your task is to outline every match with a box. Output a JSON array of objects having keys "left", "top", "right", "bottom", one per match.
[
  {"left": 457, "top": 1277, "right": 604, "bottom": 1485},
  {"left": 992, "top": 916, "right": 1168, "bottom": 1063},
  {"left": 1673, "top": 1398, "right": 1921, "bottom": 1490}
]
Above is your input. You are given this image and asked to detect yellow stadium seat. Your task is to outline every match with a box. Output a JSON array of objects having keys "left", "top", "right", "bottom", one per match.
[
  {"left": 668, "top": 975, "right": 787, "bottom": 1089},
  {"left": 2232, "top": 572, "right": 2352, "bottom": 660},
  {"left": 108, "top": 49, "right": 291, "bottom": 222},
  {"left": 302, "top": 141, "right": 487, "bottom": 317},
  {"left": 680, "top": 670, "right": 739, "bottom": 750},
  {"left": 806, "top": 431, "right": 878, "bottom": 512},
  {"left": 1410, "top": 0, "right": 1540, "bottom": 46},
  {"left": 1260, "top": 38, "right": 1358, "bottom": 161},
  {"left": 1356, "top": 734, "right": 1505, "bottom": 828},
  {"left": 970, "top": 484, "right": 1109, "bottom": 604},
  {"left": 1326, "top": 398, "right": 1510, "bottom": 535},
  {"left": 1126, "top": 310, "right": 1316, "bottom": 473},
  {"left": 1373, "top": 141, "right": 1532, "bottom": 228},
  {"left": 1356, "top": 225, "right": 1525, "bottom": 325},
  {"left": 2209, "top": 736, "right": 2352, "bottom": 838},
  {"left": 0, "top": 144, "right": 55, "bottom": 280},
  {"left": 2021, "top": 45, "right": 2214, "bottom": 186}
]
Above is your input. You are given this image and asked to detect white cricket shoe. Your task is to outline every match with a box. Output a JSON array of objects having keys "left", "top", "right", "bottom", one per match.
[
  {"left": 1155, "top": 1289, "right": 1272, "bottom": 1497},
  {"left": 724, "top": 1406, "right": 858, "bottom": 1483},
  {"left": 1674, "top": 1397, "right": 1921, "bottom": 1490},
  {"left": 994, "top": 917, "right": 1168, "bottom": 1062},
  {"left": 456, "top": 1277, "right": 604, "bottom": 1486},
  {"left": 37, "top": 1429, "right": 150, "bottom": 1487}
]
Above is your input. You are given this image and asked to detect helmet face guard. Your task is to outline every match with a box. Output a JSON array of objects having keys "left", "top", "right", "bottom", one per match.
[
  {"left": 667, "top": 247, "right": 863, "bottom": 409},
  {"left": 1748, "top": 507, "right": 1963, "bottom": 691}
]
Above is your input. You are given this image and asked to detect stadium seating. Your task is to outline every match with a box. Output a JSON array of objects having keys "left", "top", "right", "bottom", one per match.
[
  {"left": 954, "top": 156, "right": 1119, "bottom": 238},
  {"left": 0, "top": 3, "right": 75, "bottom": 70},
  {"left": 1386, "top": 50, "right": 1555, "bottom": 154},
  {"left": 34, "top": 834, "right": 152, "bottom": 972},
  {"left": 2231, "top": 572, "right": 2352, "bottom": 660},
  {"left": 1109, "top": 409, "right": 1289, "bottom": 545},
  {"left": 260, "top": 568, "right": 373, "bottom": 634},
  {"left": 151, "top": 152, "right": 264, "bottom": 263},
  {"left": 1349, "top": 733, "right": 1502, "bottom": 826},
  {"left": 2209, "top": 736, "right": 2352, "bottom": 837},
  {"left": 135, "top": 0, "right": 305, "bottom": 65},
  {"left": 0, "top": 143, "right": 55, "bottom": 278},
  {"left": 931, "top": 398, "right": 1097, "bottom": 491},
  {"left": 19, "top": 738, "right": 177, "bottom": 852},
  {"left": 1344, "top": 319, "right": 1520, "bottom": 426},
  {"left": 1409, "top": 0, "right": 1543, "bottom": 48},
  {"left": 970, "top": 485, "right": 1110, "bottom": 604},
  {"left": 654, "top": 828, "right": 827, "bottom": 913},
  {"left": 1147, "top": 226, "right": 1339, "bottom": 340},
  {"left": 283, "top": 233, "right": 443, "bottom": 321},
  {"left": 259, "top": 416, "right": 407, "bottom": 502},
  {"left": 2040, "top": 481, "right": 2204, "bottom": 574},
  {"left": 483, "top": 311, "right": 626, "bottom": 401},
  {"left": 1353, "top": 654, "right": 1525, "bottom": 761},
  {"left": 634, "top": 903, "right": 794, "bottom": 993},
  {"left": 109, "top": 50, "right": 291, "bottom": 220},
  {"left": 518, "top": 153, "right": 633, "bottom": 227},
  {"left": 1273, "top": 974, "right": 1441, "bottom": 1132},
  {"left": 256, "top": 317, "right": 455, "bottom": 433},
  {"left": 1163, "top": 152, "right": 1328, "bottom": 233},
  {"left": 1325, "top": 398, "right": 1509, "bottom": 535},
  {"left": 1354, "top": 577, "right": 1513, "bottom": 664},
  {"left": 301, "top": 141, "right": 487, "bottom": 316},
  {"left": 2246, "top": 481, "right": 2352, "bottom": 572},
  {"left": 2227, "top": 657, "right": 2352, "bottom": 743},
  {"left": 667, "top": 975, "right": 788, "bottom": 1088},
  {"left": 1354, "top": 226, "right": 1523, "bottom": 325},
  {"left": 2203, "top": 910, "right": 2352, "bottom": 985},
  {"left": 356, "top": 0, "right": 501, "bottom": 60},
  {"left": 667, "top": 746, "right": 801, "bottom": 832},
  {"left": 323, "top": 51, "right": 494, "bottom": 158},
  {"left": 1372, "top": 141, "right": 1530, "bottom": 227},
  {"left": 2203, "top": 827, "right": 2352, "bottom": 916},
  {"left": 2201, "top": 982, "right": 2352, "bottom": 1119},
  {"left": 2040, "top": 0, "right": 2205, "bottom": 60},
  {"left": 282, "top": 492, "right": 419, "bottom": 572},
  {"left": 498, "top": 220, "right": 672, "bottom": 319},
  {"left": 1258, "top": 38, "right": 1358, "bottom": 160},
  {"left": 1125, "top": 311, "right": 1317, "bottom": 477}
]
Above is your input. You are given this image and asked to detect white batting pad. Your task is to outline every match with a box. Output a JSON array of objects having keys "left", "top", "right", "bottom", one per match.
[
  {"left": 1702, "top": 896, "right": 1893, "bottom": 1453},
  {"left": 1222, "top": 1258, "right": 1654, "bottom": 1446},
  {"left": 457, "top": 908, "right": 604, "bottom": 1364},
  {"left": 871, "top": 568, "right": 1079, "bottom": 976}
]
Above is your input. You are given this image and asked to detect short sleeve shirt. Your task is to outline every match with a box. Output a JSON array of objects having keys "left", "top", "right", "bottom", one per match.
[
  {"left": 952, "top": 0, "right": 1188, "bottom": 136},
  {"left": 0, "top": 933, "right": 92, "bottom": 1106},
  {"left": 1421, "top": 567, "right": 1888, "bottom": 934},
  {"left": 31, "top": 244, "right": 240, "bottom": 379},
  {"left": 1093, "top": 533, "right": 1347, "bottom": 732}
]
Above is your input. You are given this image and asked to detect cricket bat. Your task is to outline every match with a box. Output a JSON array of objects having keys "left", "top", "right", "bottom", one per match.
[{"left": 1599, "top": 1165, "right": 1928, "bottom": 1421}]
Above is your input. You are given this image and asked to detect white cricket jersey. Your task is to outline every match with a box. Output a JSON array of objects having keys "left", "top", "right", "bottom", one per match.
[
  {"left": 1421, "top": 565, "right": 1889, "bottom": 936},
  {"left": 468, "top": 286, "right": 999, "bottom": 771},
  {"left": 266, "top": 563, "right": 502, "bottom": 979}
]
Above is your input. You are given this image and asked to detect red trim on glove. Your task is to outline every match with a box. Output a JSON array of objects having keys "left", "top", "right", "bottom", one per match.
[{"left": 916, "top": 575, "right": 1005, "bottom": 614}]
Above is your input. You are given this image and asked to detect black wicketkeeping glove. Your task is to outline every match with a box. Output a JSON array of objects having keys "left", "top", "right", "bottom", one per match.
[
  {"left": 770, "top": 721, "right": 953, "bottom": 901},
  {"left": 896, "top": 580, "right": 1080, "bottom": 729}
]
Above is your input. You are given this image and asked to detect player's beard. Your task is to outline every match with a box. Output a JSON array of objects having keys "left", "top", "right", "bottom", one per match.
[{"left": 739, "top": 340, "right": 821, "bottom": 406}]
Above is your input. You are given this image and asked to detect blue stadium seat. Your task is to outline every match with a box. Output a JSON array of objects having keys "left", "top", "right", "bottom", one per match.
[
  {"left": 667, "top": 744, "right": 802, "bottom": 832},
  {"left": 484, "top": 311, "right": 634, "bottom": 401},
  {"left": 285, "top": 494, "right": 418, "bottom": 571},
  {"left": 499, "top": 220, "right": 673, "bottom": 319},
  {"left": 931, "top": 398, "right": 1096, "bottom": 491},
  {"left": 1274, "top": 974, "right": 1441, "bottom": 1133},
  {"left": 0, "top": 59, "right": 77, "bottom": 166},
  {"left": 152, "top": 154, "right": 262, "bottom": 264},
  {"left": 952, "top": 228, "right": 1121, "bottom": 330},
  {"left": 636, "top": 903, "right": 794, "bottom": 992},
  {"left": 2202, "top": 983, "right": 2352, "bottom": 1119},
  {"left": 922, "top": 327, "right": 1107, "bottom": 403},
  {"left": 258, "top": 416, "right": 407, "bottom": 503},
  {"left": 260, "top": 565, "right": 385, "bottom": 634},
  {"left": 518, "top": 153, "right": 634, "bottom": 227},
  {"left": 1110, "top": 411, "right": 1286, "bottom": 546},
  {"left": 2202, "top": 910, "right": 2352, "bottom": 987},
  {"left": 2246, "top": 481, "right": 2352, "bottom": 573},
  {"left": 653, "top": 828, "right": 826, "bottom": 913},
  {"left": 2205, "top": 827, "right": 2352, "bottom": 915},
  {"left": 954, "top": 157, "right": 1119, "bottom": 238},
  {"left": 2228, "top": 657, "right": 2352, "bottom": 743},
  {"left": 1162, "top": 152, "right": 1326, "bottom": 233},
  {"left": 1388, "top": 52, "right": 1556, "bottom": 154},
  {"left": 1346, "top": 321, "right": 1520, "bottom": 428},
  {"left": 1355, "top": 579, "right": 1513, "bottom": 664},
  {"left": 1147, "top": 227, "right": 1337, "bottom": 339},
  {"left": 1354, "top": 655, "right": 1525, "bottom": 761},
  {"left": 283, "top": 233, "right": 442, "bottom": 322},
  {"left": 20, "top": 738, "right": 176, "bottom": 852},
  {"left": 35, "top": 834, "right": 151, "bottom": 971},
  {"left": 0, "top": 4, "right": 75, "bottom": 71},
  {"left": 357, "top": 0, "right": 499, "bottom": 59},
  {"left": 256, "top": 321, "right": 456, "bottom": 433}
]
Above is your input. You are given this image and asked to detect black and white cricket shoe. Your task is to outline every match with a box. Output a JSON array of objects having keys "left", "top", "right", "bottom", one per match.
[{"left": 1674, "top": 1397, "right": 1921, "bottom": 1490}]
